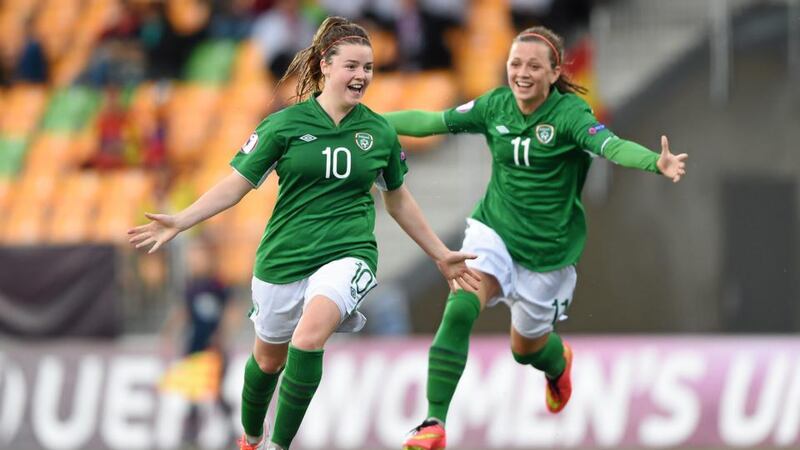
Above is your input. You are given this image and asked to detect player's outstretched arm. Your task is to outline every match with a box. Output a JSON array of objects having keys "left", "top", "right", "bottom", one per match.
[
  {"left": 383, "top": 110, "right": 449, "bottom": 137},
  {"left": 127, "top": 171, "right": 252, "bottom": 253},
  {"left": 602, "top": 135, "right": 688, "bottom": 182},
  {"left": 381, "top": 185, "right": 481, "bottom": 291}
]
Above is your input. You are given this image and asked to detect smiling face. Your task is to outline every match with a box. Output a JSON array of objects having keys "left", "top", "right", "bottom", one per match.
[
  {"left": 506, "top": 40, "right": 561, "bottom": 111},
  {"left": 320, "top": 43, "right": 374, "bottom": 108}
]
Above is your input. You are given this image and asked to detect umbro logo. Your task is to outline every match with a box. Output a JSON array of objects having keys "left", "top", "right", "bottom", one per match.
[
  {"left": 495, "top": 125, "right": 510, "bottom": 134},
  {"left": 299, "top": 134, "right": 317, "bottom": 142}
]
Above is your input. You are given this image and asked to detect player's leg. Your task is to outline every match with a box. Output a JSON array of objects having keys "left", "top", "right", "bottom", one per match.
[
  {"left": 405, "top": 219, "right": 513, "bottom": 450},
  {"left": 403, "top": 274, "right": 497, "bottom": 450},
  {"left": 268, "top": 296, "right": 339, "bottom": 450},
  {"left": 509, "top": 265, "right": 577, "bottom": 413},
  {"left": 239, "top": 278, "right": 305, "bottom": 449},
  {"left": 239, "top": 339, "right": 289, "bottom": 449},
  {"left": 427, "top": 273, "right": 497, "bottom": 422},
  {"left": 270, "top": 258, "right": 376, "bottom": 450}
]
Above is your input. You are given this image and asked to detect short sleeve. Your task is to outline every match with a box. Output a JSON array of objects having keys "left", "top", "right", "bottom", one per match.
[
  {"left": 443, "top": 93, "right": 491, "bottom": 134},
  {"left": 375, "top": 134, "right": 409, "bottom": 191},
  {"left": 566, "top": 98, "right": 619, "bottom": 157},
  {"left": 230, "top": 116, "right": 285, "bottom": 188}
]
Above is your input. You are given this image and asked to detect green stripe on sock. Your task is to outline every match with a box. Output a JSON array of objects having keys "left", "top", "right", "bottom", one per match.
[
  {"left": 241, "top": 354, "right": 282, "bottom": 438},
  {"left": 271, "top": 345, "right": 324, "bottom": 449}
]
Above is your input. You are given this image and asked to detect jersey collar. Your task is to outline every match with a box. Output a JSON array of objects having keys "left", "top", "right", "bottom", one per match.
[
  {"left": 310, "top": 93, "right": 360, "bottom": 129},
  {"left": 514, "top": 86, "right": 562, "bottom": 124}
]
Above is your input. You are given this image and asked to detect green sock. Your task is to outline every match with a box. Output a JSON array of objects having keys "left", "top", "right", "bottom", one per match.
[
  {"left": 271, "top": 345, "right": 324, "bottom": 449},
  {"left": 512, "top": 332, "right": 566, "bottom": 379},
  {"left": 241, "top": 354, "right": 282, "bottom": 438},
  {"left": 426, "top": 290, "right": 481, "bottom": 423}
]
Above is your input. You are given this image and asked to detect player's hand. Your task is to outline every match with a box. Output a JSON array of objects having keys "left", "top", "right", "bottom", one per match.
[
  {"left": 127, "top": 213, "right": 181, "bottom": 253},
  {"left": 656, "top": 135, "right": 688, "bottom": 183},
  {"left": 435, "top": 251, "right": 482, "bottom": 292}
]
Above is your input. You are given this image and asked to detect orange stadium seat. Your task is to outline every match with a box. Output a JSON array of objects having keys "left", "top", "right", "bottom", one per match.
[
  {"left": 1, "top": 199, "right": 48, "bottom": 244},
  {"left": 167, "top": 0, "right": 210, "bottom": 35},
  {"left": 93, "top": 171, "right": 155, "bottom": 243},
  {"left": 0, "top": 178, "right": 10, "bottom": 235},
  {"left": 70, "top": 127, "right": 98, "bottom": 164},
  {"left": 453, "top": 0, "right": 513, "bottom": 99},
  {"left": 1, "top": 0, "right": 40, "bottom": 19},
  {"left": 73, "top": 0, "right": 118, "bottom": 48},
  {"left": 0, "top": 176, "right": 12, "bottom": 216},
  {"left": 210, "top": 174, "right": 278, "bottom": 284},
  {"left": 0, "top": 174, "right": 57, "bottom": 243},
  {"left": 0, "top": 85, "right": 48, "bottom": 137},
  {"left": 220, "top": 81, "right": 271, "bottom": 123},
  {"left": 217, "top": 236, "right": 258, "bottom": 285},
  {"left": 231, "top": 174, "right": 278, "bottom": 235},
  {"left": 165, "top": 84, "right": 221, "bottom": 167},
  {"left": 367, "top": 27, "right": 398, "bottom": 70},
  {"left": 128, "top": 82, "right": 163, "bottom": 144},
  {"left": 362, "top": 72, "right": 405, "bottom": 113},
  {"left": 230, "top": 40, "right": 269, "bottom": 84},
  {"left": 394, "top": 71, "right": 458, "bottom": 151},
  {"left": 24, "top": 133, "right": 77, "bottom": 176},
  {"left": 50, "top": 44, "right": 92, "bottom": 87},
  {"left": 34, "top": 0, "right": 81, "bottom": 64},
  {"left": 47, "top": 171, "right": 101, "bottom": 243}
]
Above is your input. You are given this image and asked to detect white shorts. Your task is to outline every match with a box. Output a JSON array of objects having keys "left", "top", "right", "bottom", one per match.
[
  {"left": 461, "top": 218, "right": 578, "bottom": 338},
  {"left": 248, "top": 257, "right": 378, "bottom": 344}
]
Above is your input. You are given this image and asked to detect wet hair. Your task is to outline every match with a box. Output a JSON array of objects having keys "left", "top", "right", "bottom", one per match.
[
  {"left": 514, "top": 26, "right": 587, "bottom": 95},
  {"left": 277, "top": 16, "right": 371, "bottom": 103}
]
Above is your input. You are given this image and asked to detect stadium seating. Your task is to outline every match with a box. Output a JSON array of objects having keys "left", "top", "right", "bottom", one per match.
[
  {"left": 0, "top": 84, "right": 48, "bottom": 136},
  {"left": 0, "top": 0, "right": 551, "bottom": 258},
  {"left": 47, "top": 171, "right": 101, "bottom": 242}
]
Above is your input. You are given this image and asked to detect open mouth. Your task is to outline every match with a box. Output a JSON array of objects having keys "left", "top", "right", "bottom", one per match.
[
  {"left": 515, "top": 80, "right": 533, "bottom": 89},
  {"left": 347, "top": 83, "right": 364, "bottom": 95}
]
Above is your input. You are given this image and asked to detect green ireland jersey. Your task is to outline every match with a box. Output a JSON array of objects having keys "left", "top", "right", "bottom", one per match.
[
  {"left": 444, "top": 86, "right": 658, "bottom": 272},
  {"left": 231, "top": 95, "right": 408, "bottom": 284}
]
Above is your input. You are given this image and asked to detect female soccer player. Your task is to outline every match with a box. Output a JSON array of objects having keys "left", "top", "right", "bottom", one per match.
[
  {"left": 385, "top": 26, "right": 688, "bottom": 450},
  {"left": 128, "top": 17, "right": 481, "bottom": 450}
]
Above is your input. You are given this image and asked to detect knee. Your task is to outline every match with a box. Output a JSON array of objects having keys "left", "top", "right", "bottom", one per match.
[
  {"left": 253, "top": 350, "right": 286, "bottom": 374},
  {"left": 291, "top": 331, "right": 326, "bottom": 351},
  {"left": 510, "top": 330, "right": 549, "bottom": 362}
]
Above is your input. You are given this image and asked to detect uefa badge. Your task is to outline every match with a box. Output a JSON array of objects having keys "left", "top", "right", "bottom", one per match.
[
  {"left": 355, "top": 132, "right": 374, "bottom": 151},
  {"left": 535, "top": 124, "right": 555, "bottom": 145},
  {"left": 240, "top": 133, "right": 258, "bottom": 154}
]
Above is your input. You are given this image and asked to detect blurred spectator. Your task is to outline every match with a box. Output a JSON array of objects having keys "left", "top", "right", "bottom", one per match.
[
  {"left": 162, "top": 235, "right": 237, "bottom": 359},
  {"left": 140, "top": 102, "right": 168, "bottom": 170},
  {"left": 319, "top": 0, "right": 368, "bottom": 22},
  {"left": 14, "top": 35, "right": 48, "bottom": 83},
  {"left": 84, "top": 86, "right": 132, "bottom": 170},
  {"left": 511, "top": 0, "right": 592, "bottom": 44},
  {"left": 139, "top": 1, "right": 210, "bottom": 80},
  {"left": 209, "top": 0, "right": 256, "bottom": 39},
  {"left": 251, "top": 0, "right": 318, "bottom": 79},
  {"left": 0, "top": 53, "right": 11, "bottom": 87},
  {"left": 160, "top": 235, "right": 241, "bottom": 444},
  {"left": 371, "top": 0, "right": 462, "bottom": 71},
  {"left": 81, "top": 8, "right": 146, "bottom": 87}
]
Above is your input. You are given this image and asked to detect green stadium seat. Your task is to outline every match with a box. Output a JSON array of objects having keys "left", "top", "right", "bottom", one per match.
[
  {"left": 0, "top": 136, "right": 29, "bottom": 177},
  {"left": 41, "top": 86, "right": 102, "bottom": 132},
  {"left": 184, "top": 40, "right": 237, "bottom": 84}
]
